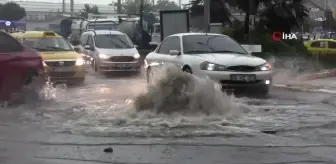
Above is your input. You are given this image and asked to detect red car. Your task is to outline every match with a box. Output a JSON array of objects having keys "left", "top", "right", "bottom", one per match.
[{"left": 0, "top": 31, "right": 45, "bottom": 102}]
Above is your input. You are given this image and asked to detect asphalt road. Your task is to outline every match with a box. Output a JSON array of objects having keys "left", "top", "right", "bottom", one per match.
[{"left": 1, "top": 70, "right": 336, "bottom": 164}]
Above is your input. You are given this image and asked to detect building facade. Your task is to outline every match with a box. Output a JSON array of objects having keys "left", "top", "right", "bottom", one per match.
[{"left": 0, "top": 0, "right": 116, "bottom": 21}]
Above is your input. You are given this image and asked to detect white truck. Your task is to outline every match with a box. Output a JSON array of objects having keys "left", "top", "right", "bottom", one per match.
[{"left": 65, "top": 16, "right": 161, "bottom": 46}]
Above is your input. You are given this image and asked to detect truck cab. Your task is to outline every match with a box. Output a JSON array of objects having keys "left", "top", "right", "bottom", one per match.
[{"left": 151, "top": 23, "right": 160, "bottom": 44}]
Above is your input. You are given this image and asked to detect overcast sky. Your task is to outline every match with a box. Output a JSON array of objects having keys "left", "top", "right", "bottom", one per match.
[{"left": 14, "top": 0, "right": 191, "bottom": 5}]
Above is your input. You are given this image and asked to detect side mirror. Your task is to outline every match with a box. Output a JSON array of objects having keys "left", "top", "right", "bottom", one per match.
[
  {"left": 169, "top": 50, "right": 180, "bottom": 56},
  {"left": 134, "top": 45, "right": 138, "bottom": 48},
  {"left": 84, "top": 45, "right": 92, "bottom": 50},
  {"left": 149, "top": 42, "right": 159, "bottom": 50},
  {"left": 74, "top": 47, "right": 81, "bottom": 53},
  {"left": 247, "top": 51, "right": 252, "bottom": 55}
]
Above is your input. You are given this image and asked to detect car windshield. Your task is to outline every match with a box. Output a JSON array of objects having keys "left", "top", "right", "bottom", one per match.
[
  {"left": 183, "top": 35, "right": 247, "bottom": 55},
  {"left": 22, "top": 37, "right": 73, "bottom": 51},
  {"left": 94, "top": 34, "right": 134, "bottom": 49},
  {"left": 88, "top": 23, "right": 118, "bottom": 30}
]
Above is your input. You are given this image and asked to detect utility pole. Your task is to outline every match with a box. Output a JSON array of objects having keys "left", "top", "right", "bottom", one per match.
[
  {"left": 70, "top": 0, "right": 74, "bottom": 16},
  {"left": 179, "top": 0, "right": 181, "bottom": 8},
  {"left": 203, "top": 0, "right": 210, "bottom": 32},
  {"left": 139, "top": 0, "right": 144, "bottom": 30},
  {"left": 62, "top": 0, "right": 65, "bottom": 13},
  {"left": 248, "top": 0, "right": 255, "bottom": 44},
  {"left": 117, "top": 0, "right": 121, "bottom": 14},
  {"left": 139, "top": 0, "right": 145, "bottom": 48},
  {"left": 324, "top": 0, "right": 328, "bottom": 31}
]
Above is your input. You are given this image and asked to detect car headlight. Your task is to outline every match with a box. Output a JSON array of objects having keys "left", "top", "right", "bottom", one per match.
[
  {"left": 200, "top": 62, "right": 226, "bottom": 71},
  {"left": 75, "top": 58, "right": 85, "bottom": 65},
  {"left": 99, "top": 53, "right": 109, "bottom": 59},
  {"left": 134, "top": 53, "right": 140, "bottom": 59},
  {"left": 257, "top": 63, "right": 272, "bottom": 71},
  {"left": 42, "top": 61, "right": 47, "bottom": 66}
]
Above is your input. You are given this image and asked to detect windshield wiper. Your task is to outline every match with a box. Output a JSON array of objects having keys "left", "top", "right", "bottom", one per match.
[
  {"left": 45, "top": 46, "right": 70, "bottom": 51},
  {"left": 210, "top": 50, "right": 246, "bottom": 54},
  {"left": 184, "top": 50, "right": 209, "bottom": 54},
  {"left": 34, "top": 47, "right": 51, "bottom": 51}
]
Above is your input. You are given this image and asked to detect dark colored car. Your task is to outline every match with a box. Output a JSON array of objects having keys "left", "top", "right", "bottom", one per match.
[{"left": 0, "top": 31, "right": 45, "bottom": 102}]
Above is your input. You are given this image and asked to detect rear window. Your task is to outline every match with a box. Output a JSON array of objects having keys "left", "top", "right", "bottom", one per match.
[
  {"left": 94, "top": 34, "right": 134, "bottom": 49},
  {"left": 22, "top": 37, "right": 73, "bottom": 51},
  {"left": 0, "top": 32, "right": 23, "bottom": 52}
]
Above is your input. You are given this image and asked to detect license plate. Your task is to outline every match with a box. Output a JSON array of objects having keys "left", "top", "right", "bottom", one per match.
[
  {"left": 230, "top": 74, "right": 256, "bottom": 82},
  {"left": 115, "top": 63, "right": 131, "bottom": 68},
  {"left": 52, "top": 67, "right": 73, "bottom": 72}
]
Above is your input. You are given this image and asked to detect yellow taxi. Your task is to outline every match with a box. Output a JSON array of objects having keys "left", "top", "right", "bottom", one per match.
[
  {"left": 11, "top": 31, "right": 86, "bottom": 84},
  {"left": 304, "top": 39, "right": 336, "bottom": 55}
]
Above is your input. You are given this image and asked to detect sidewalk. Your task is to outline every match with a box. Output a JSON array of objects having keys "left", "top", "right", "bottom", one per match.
[
  {"left": 275, "top": 77, "right": 336, "bottom": 93},
  {"left": 299, "top": 69, "right": 336, "bottom": 80}
]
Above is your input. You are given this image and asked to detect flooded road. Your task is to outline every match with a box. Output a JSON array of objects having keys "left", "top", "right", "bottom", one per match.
[{"left": 1, "top": 68, "right": 336, "bottom": 164}]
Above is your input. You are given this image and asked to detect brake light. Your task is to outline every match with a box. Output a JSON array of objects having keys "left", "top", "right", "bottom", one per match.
[
  {"left": 39, "top": 56, "right": 44, "bottom": 70},
  {"left": 266, "top": 63, "right": 272, "bottom": 69}
]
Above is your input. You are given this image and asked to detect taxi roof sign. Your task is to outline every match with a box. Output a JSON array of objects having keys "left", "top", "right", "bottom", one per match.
[
  {"left": 5, "top": 21, "right": 11, "bottom": 26},
  {"left": 43, "top": 31, "right": 56, "bottom": 36}
]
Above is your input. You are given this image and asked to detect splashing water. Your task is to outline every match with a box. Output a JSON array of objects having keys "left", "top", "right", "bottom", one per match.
[
  {"left": 134, "top": 65, "right": 238, "bottom": 116},
  {"left": 268, "top": 54, "right": 323, "bottom": 84}
]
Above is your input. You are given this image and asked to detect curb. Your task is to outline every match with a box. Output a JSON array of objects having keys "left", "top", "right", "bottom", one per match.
[
  {"left": 300, "top": 69, "right": 336, "bottom": 80},
  {"left": 273, "top": 84, "right": 336, "bottom": 94}
]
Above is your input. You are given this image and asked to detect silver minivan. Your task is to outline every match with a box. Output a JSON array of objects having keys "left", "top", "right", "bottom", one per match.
[{"left": 80, "top": 30, "right": 141, "bottom": 73}]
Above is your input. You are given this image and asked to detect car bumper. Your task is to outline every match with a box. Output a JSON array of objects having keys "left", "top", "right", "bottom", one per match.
[
  {"left": 44, "top": 65, "right": 86, "bottom": 82},
  {"left": 99, "top": 61, "right": 141, "bottom": 72},
  {"left": 203, "top": 70, "right": 272, "bottom": 89}
]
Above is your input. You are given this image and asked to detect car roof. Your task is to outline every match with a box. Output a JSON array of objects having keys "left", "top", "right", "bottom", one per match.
[
  {"left": 11, "top": 31, "right": 61, "bottom": 38},
  {"left": 83, "top": 30, "right": 125, "bottom": 35},
  {"left": 88, "top": 18, "right": 118, "bottom": 22},
  {"left": 169, "top": 32, "right": 224, "bottom": 37}
]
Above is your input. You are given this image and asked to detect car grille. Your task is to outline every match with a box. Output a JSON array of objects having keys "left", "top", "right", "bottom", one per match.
[
  {"left": 220, "top": 80, "right": 262, "bottom": 84},
  {"left": 48, "top": 72, "right": 75, "bottom": 77},
  {"left": 226, "top": 65, "right": 256, "bottom": 72},
  {"left": 109, "top": 56, "right": 135, "bottom": 62},
  {"left": 45, "top": 61, "right": 76, "bottom": 67}
]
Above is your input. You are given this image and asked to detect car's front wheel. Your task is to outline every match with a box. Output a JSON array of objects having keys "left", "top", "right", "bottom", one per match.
[
  {"left": 258, "top": 86, "right": 270, "bottom": 97},
  {"left": 146, "top": 67, "right": 153, "bottom": 84},
  {"left": 92, "top": 60, "right": 99, "bottom": 73}
]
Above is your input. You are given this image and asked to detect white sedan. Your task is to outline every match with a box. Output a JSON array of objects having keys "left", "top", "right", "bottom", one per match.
[{"left": 144, "top": 33, "right": 272, "bottom": 95}]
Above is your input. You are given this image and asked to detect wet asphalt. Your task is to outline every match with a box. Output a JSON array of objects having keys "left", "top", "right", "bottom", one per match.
[{"left": 0, "top": 70, "right": 336, "bottom": 164}]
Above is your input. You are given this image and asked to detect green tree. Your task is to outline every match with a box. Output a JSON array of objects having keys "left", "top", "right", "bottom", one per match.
[
  {"left": 116, "top": 0, "right": 154, "bottom": 15},
  {"left": 189, "top": 0, "right": 232, "bottom": 24},
  {"left": 80, "top": 4, "right": 100, "bottom": 18},
  {"left": 258, "top": 0, "right": 309, "bottom": 33},
  {"left": 0, "top": 2, "right": 26, "bottom": 21},
  {"left": 155, "top": 0, "right": 180, "bottom": 11},
  {"left": 225, "top": 0, "right": 266, "bottom": 36}
]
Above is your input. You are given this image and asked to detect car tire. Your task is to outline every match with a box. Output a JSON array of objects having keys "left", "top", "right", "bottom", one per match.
[
  {"left": 146, "top": 67, "right": 153, "bottom": 84},
  {"left": 77, "top": 78, "right": 85, "bottom": 85},
  {"left": 259, "top": 86, "right": 270, "bottom": 97},
  {"left": 93, "top": 61, "right": 99, "bottom": 73},
  {"left": 24, "top": 70, "right": 43, "bottom": 88},
  {"left": 183, "top": 67, "right": 192, "bottom": 74}
]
